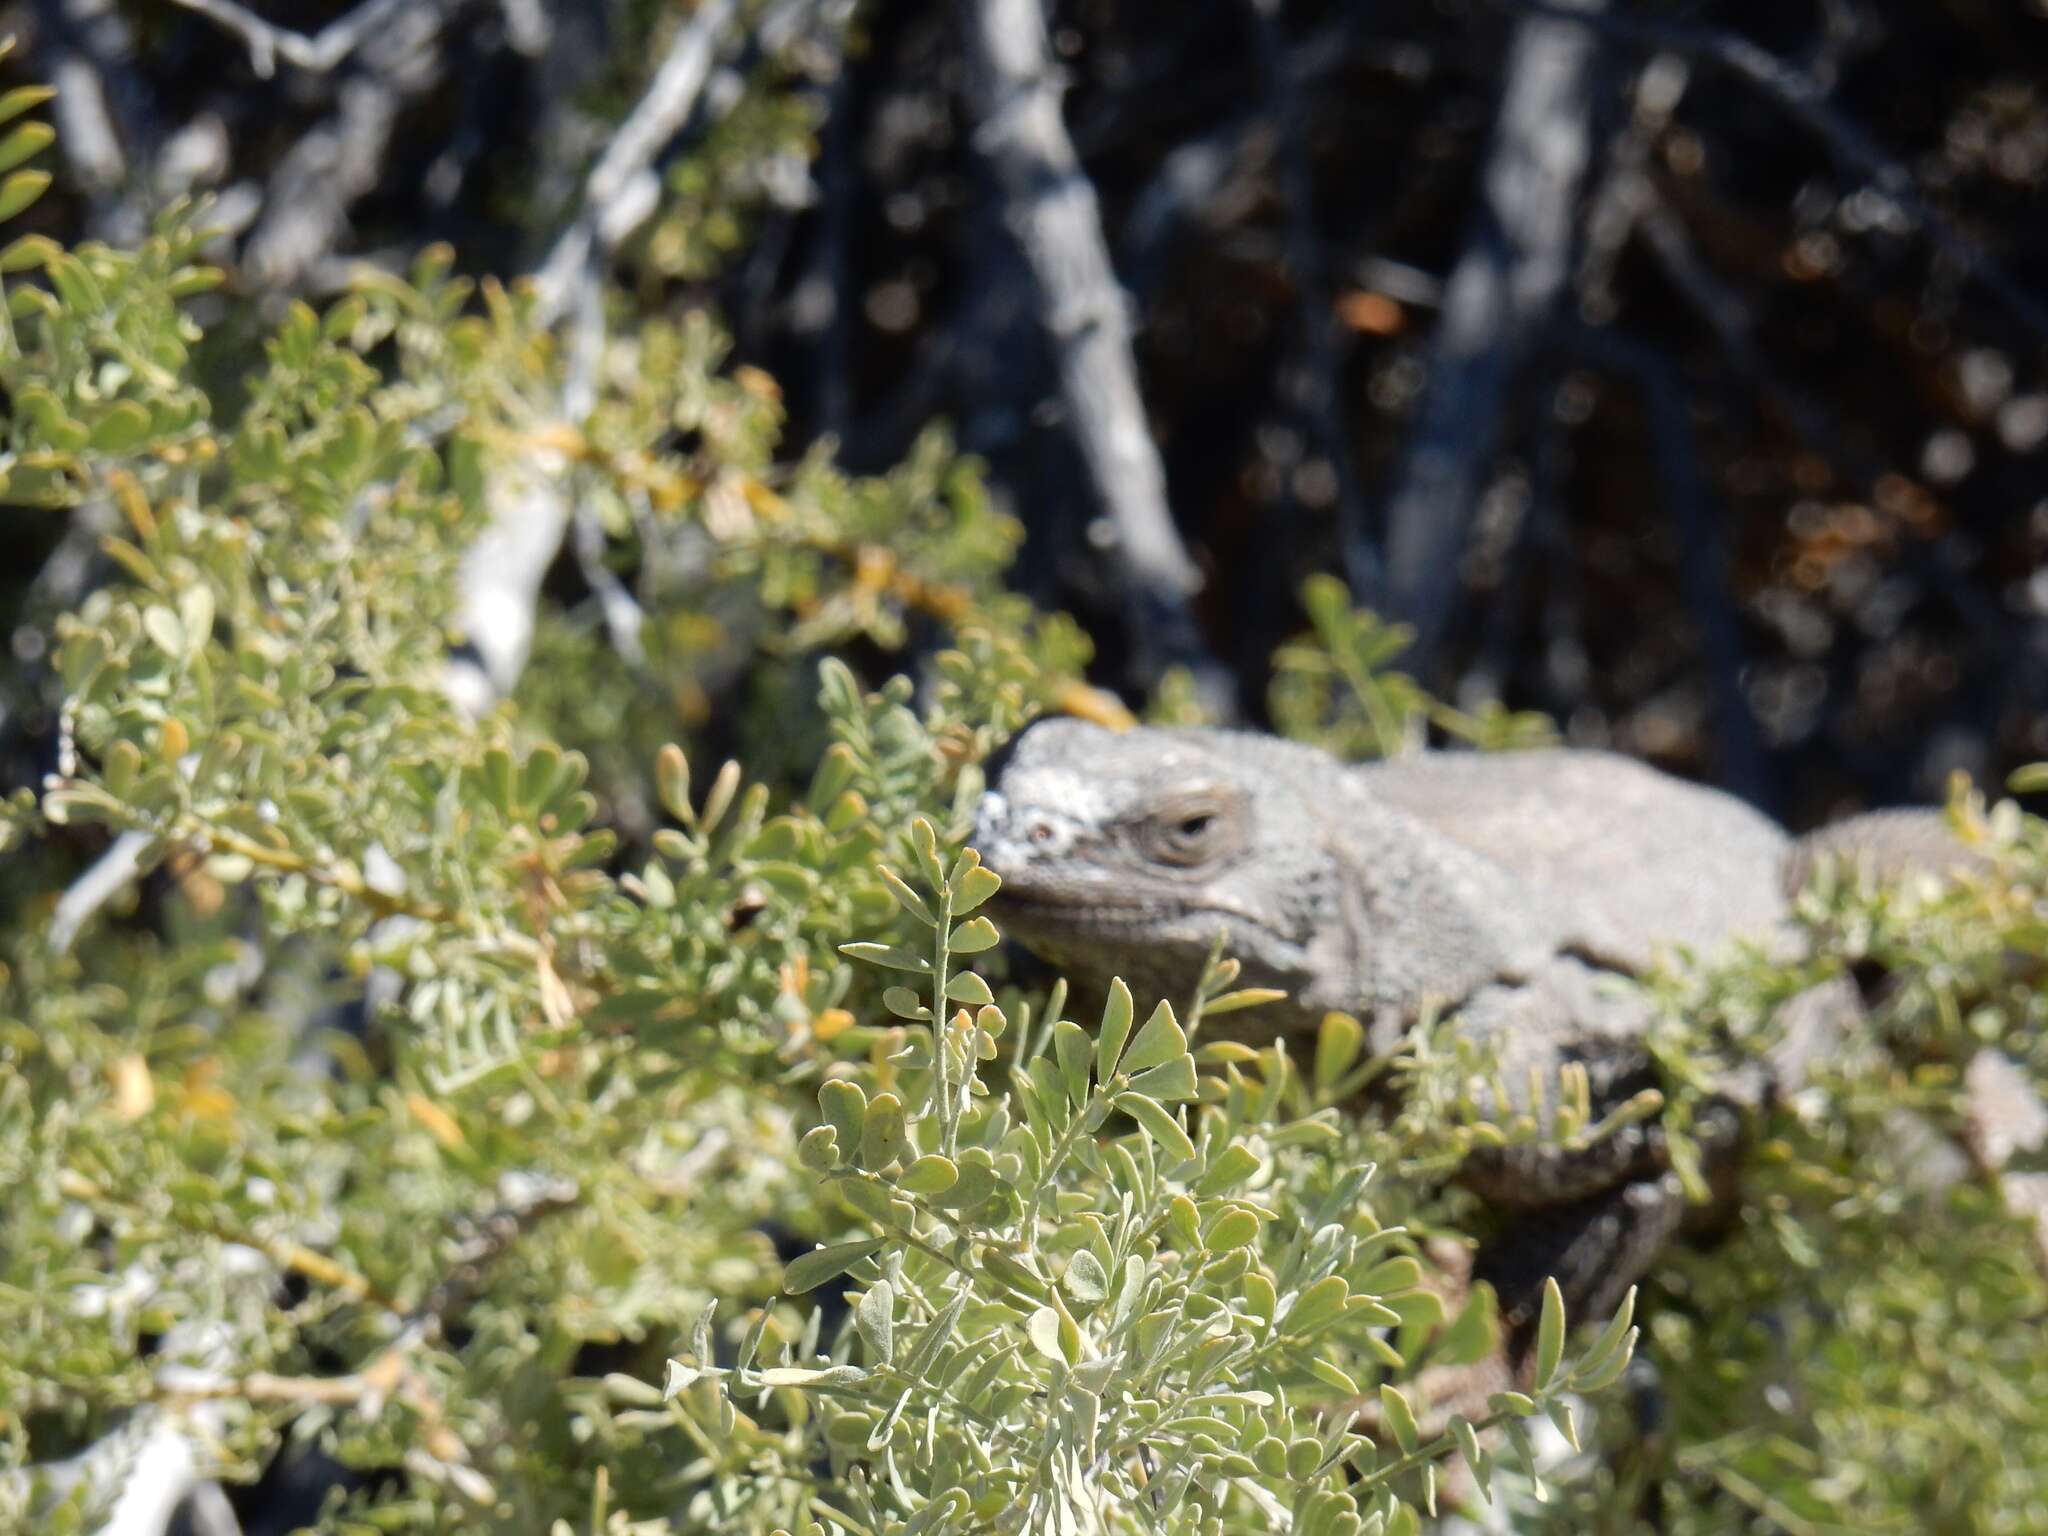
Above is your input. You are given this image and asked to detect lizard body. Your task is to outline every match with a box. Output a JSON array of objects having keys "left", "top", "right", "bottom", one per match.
[{"left": 972, "top": 719, "right": 1969, "bottom": 1333}]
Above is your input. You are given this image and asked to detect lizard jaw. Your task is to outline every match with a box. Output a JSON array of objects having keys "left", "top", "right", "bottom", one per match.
[{"left": 988, "top": 885, "right": 1300, "bottom": 947}]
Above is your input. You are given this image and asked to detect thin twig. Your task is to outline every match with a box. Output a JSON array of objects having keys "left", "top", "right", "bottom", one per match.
[
  {"left": 48, "top": 829, "right": 156, "bottom": 956},
  {"left": 240, "top": 2, "right": 452, "bottom": 289},
  {"left": 959, "top": 0, "right": 1228, "bottom": 707},
  {"left": 166, "top": 0, "right": 416, "bottom": 79},
  {"left": 574, "top": 505, "right": 649, "bottom": 670},
  {"left": 530, "top": 0, "right": 744, "bottom": 327}
]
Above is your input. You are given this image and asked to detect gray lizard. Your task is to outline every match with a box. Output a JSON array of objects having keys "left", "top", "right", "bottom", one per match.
[{"left": 970, "top": 719, "right": 1986, "bottom": 1350}]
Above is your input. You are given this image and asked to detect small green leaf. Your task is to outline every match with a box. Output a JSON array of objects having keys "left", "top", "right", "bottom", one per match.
[
  {"left": 1359, "top": 1257, "right": 1422, "bottom": 1296},
  {"left": 1202, "top": 987, "right": 1289, "bottom": 1017},
  {"left": 1378, "top": 1385, "right": 1420, "bottom": 1453},
  {"left": 0, "top": 121, "right": 54, "bottom": 177},
  {"left": 883, "top": 986, "right": 931, "bottom": 1020},
  {"left": 878, "top": 865, "right": 935, "bottom": 926},
  {"left": 480, "top": 746, "right": 515, "bottom": 814},
  {"left": 0, "top": 231, "right": 59, "bottom": 271},
  {"left": 141, "top": 606, "right": 186, "bottom": 659},
  {"left": 857, "top": 1280, "right": 895, "bottom": 1366},
  {"left": 839, "top": 941, "right": 930, "bottom": 973},
  {"left": 0, "top": 86, "right": 57, "bottom": 129},
  {"left": 1532, "top": 1276, "right": 1566, "bottom": 1393},
  {"left": 859, "top": 1092, "right": 910, "bottom": 1171},
  {"left": 820, "top": 1079, "right": 867, "bottom": 1149},
  {"left": 982, "top": 1247, "right": 1048, "bottom": 1301},
  {"left": 1116, "top": 1093, "right": 1195, "bottom": 1165},
  {"left": 1573, "top": 1285, "right": 1637, "bottom": 1386},
  {"left": 179, "top": 586, "right": 215, "bottom": 652},
  {"left": 1205, "top": 1208, "right": 1260, "bottom": 1252},
  {"left": 1026, "top": 1306, "right": 1067, "bottom": 1363},
  {"left": 1314, "top": 1012, "right": 1365, "bottom": 1092},
  {"left": 949, "top": 916, "right": 1000, "bottom": 953},
  {"left": 1242, "top": 1271, "right": 1277, "bottom": 1327},
  {"left": 944, "top": 971, "right": 994, "bottom": 1006},
  {"left": 1126, "top": 1055, "right": 1198, "bottom": 1103},
  {"left": 1063, "top": 1250, "right": 1109, "bottom": 1304},
  {"left": 2007, "top": 762, "right": 2048, "bottom": 795},
  {"left": 909, "top": 817, "right": 947, "bottom": 893},
  {"left": 1119, "top": 1000, "right": 1186, "bottom": 1077},
  {"left": 898, "top": 1154, "right": 958, "bottom": 1195},
  {"left": 1282, "top": 1276, "right": 1351, "bottom": 1336},
  {"left": 954, "top": 861, "right": 1002, "bottom": 914},
  {"left": 699, "top": 760, "right": 741, "bottom": 836},
  {"left": 1305, "top": 1357, "right": 1357, "bottom": 1395},
  {"left": 0, "top": 167, "right": 49, "bottom": 221},
  {"left": 785, "top": 1238, "right": 884, "bottom": 1294},
  {"left": 1095, "top": 978, "right": 1135, "bottom": 1083},
  {"left": 1193, "top": 1142, "right": 1261, "bottom": 1197},
  {"left": 797, "top": 1125, "right": 840, "bottom": 1171},
  {"left": 1052, "top": 1020, "right": 1091, "bottom": 1106},
  {"left": 655, "top": 744, "right": 693, "bottom": 822}
]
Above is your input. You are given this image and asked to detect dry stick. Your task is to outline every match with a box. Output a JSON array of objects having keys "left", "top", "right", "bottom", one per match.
[
  {"left": 1508, "top": 0, "right": 2048, "bottom": 344},
  {"left": 166, "top": 0, "right": 416, "bottom": 79},
  {"left": 958, "top": 0, "right": 1227, "bottom": 708},
  {"left": 47, "top": 829, "right": 156, "bottom": 956},
  {"left": 452, "top": 0, "right": 749, "bottom": 712},
  {"left": 529, "top": 0, "right": 744, "bottom": 328},
  {"left": 1380, "top": 0, "right": 1602, "bottom": 672},
  {"left": 239, "top": 2, "right": 452, "bottom": 290},
  {"left": 31, "top": 0, "right": 128, "bottom": 191}
]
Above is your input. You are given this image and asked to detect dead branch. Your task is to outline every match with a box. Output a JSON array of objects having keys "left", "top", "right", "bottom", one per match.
[
  {"left": 1381, "top": 0, "right": 1602, "bottom": 671},
  {"left": 959, "top": 0, "right": 1229, "bottom": 705},
  {"left": 240, "top": 4, "right": 452, "bottom": 290},
  {"left": 48, "top": 830, "right": 157, "bottom": 956},
  {"left": 166, "top": 0, "right": 418, "bottom": 79},
  {"left": 530, "top": 0, "right": 745, "bottom": 328}
]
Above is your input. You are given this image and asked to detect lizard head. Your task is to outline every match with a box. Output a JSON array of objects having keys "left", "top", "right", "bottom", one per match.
[{"left": 971, "top": 718, "right": 1346, "bottom": 1016}]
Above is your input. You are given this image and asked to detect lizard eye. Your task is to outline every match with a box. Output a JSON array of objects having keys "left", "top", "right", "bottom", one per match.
[{"left": 1139, "top": 794, "right": 1239, "bottom": 867}]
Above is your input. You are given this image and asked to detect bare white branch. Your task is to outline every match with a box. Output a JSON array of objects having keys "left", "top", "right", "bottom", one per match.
[
  {"left": 960, "top": 0, "right": 1222, "bottom": 698},
  {"left": 530, "top": 0, "right": 744, "bottom": 327},
  {"left": 166, "top": 0, "right": 416, "bottom": 79},
  {"left": 48, "top": 829, "right": 156, "bottom": 956}
]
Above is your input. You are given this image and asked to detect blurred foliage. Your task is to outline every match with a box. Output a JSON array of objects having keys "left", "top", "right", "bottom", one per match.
[
  {"left": 1271, "top": 574, "right": 1561, "bottom": 759},
  {"left": 3, "top": 8, "right": 2048, "bottom": 1536}
]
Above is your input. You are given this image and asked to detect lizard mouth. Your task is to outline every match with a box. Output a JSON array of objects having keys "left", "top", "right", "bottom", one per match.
[
  {"left": 988, "top": 886, "right": 1295, "bottom": 943},
  {"left": 991, "top": 891, "right": 1181, "bottom": 924}
]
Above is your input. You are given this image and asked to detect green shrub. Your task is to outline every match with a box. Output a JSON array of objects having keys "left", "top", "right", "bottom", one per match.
[{"left": 4, "top": 30, "right": 2047, "bottom": 1536}]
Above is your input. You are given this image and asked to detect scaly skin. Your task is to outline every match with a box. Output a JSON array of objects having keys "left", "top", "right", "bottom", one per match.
[{"left": 973, "top": 718, "right": 1970, "bottom": 1342}]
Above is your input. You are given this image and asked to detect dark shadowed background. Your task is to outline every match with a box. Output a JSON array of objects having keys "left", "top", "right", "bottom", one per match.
[{"left": 7, "top": 0, "right": 2047, "bottom": 822}]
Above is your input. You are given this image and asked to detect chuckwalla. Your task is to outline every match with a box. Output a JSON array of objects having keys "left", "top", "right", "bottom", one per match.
[{"left": 972, "top": 720, "right": 1986, "bottom": 1346}]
